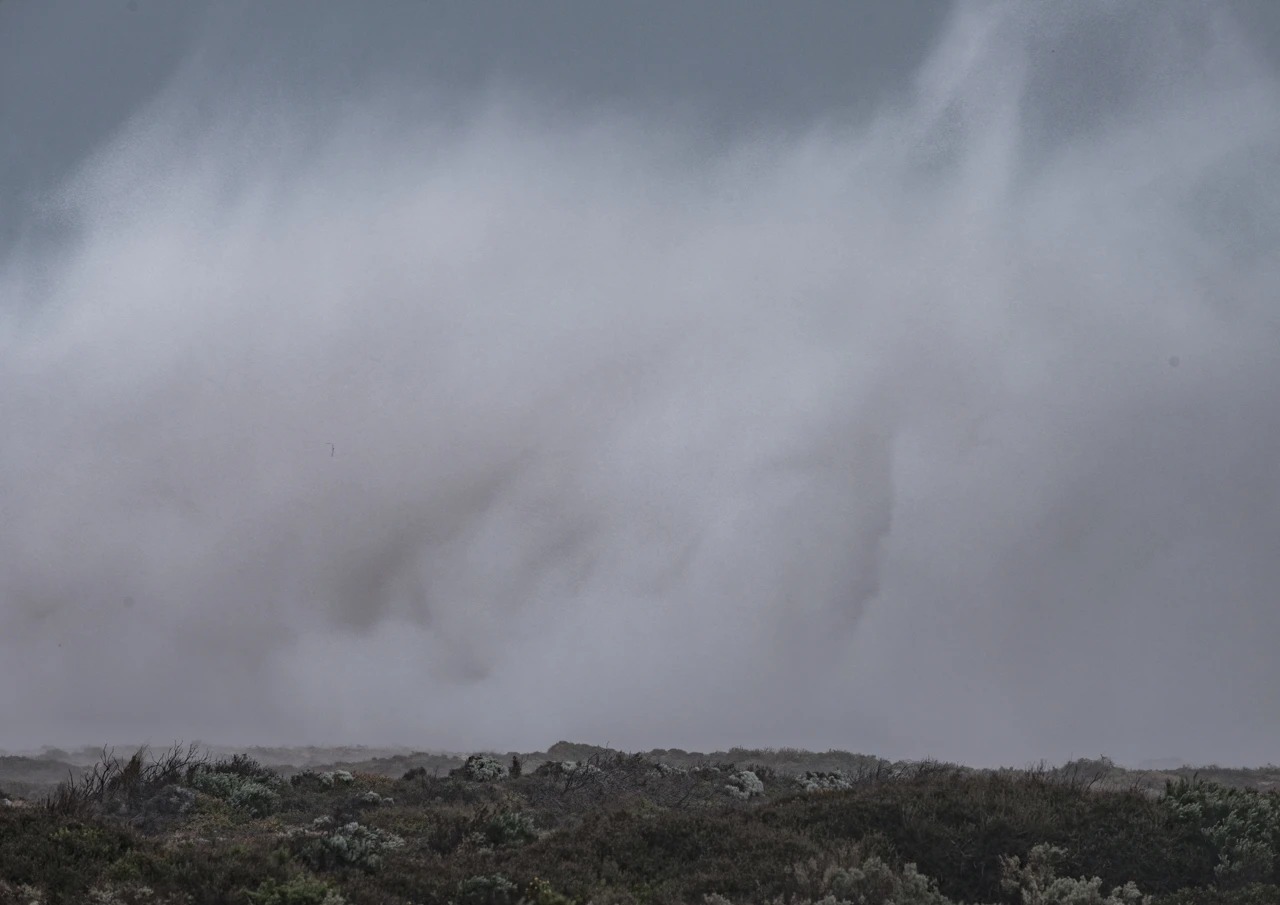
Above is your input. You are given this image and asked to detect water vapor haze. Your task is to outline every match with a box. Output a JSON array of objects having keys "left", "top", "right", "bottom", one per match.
[{"left": 2, "top": 0, "right": 1279, "bottom": 768}]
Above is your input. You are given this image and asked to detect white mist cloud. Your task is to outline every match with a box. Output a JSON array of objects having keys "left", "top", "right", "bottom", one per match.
[{"left": 1, "top": 1, "right": 1278, "bottom": 767}]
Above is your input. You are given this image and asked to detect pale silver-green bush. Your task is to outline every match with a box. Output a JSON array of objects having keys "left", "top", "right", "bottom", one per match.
[
  {"left": 800, "top": 771, "right": 853, "bottom": 792},
  {"left": 1000, "top": 844, "right": 1151, "bottom": 905},
  {"left": 455, "top": 754, "right": 508, "bottom": 782},
  {"left": 819, "top": 857, "right": 951, "bottom": 905},
  {"left": 187, "top": 771, "right": 279, "bottom": 817},
  {"left": 1162, "top": 779, "right": 1280, "bottom": 887},
  {"left": 298, "top": 820, "right": 405, "bottom": 873},
  {"left": 725, "top": 770, "right": 765, "bottom": 799}
]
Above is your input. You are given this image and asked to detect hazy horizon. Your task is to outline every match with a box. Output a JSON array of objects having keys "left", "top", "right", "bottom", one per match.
[
  {"left": 2, "top": 0, "right": 1279, "bottom": 770},
  {"left": 0, "top": 741, "right": 1256, "bottom": 776}
]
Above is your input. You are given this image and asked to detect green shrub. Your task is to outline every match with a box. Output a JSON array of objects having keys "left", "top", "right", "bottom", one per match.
[
  {"left": 453, "top": 874, "right": 519, "bottom": 905},
  {"left": 1161, "top": 779, "right": 1280, "bottom": 888},
  {"left": 0, "top": 810, "right": 139, "bottom": 901},
  {"left": 725, "top": 772, "right": 765, "bottom": 800},
  {"left": 481, "top": 811, "right": 539, "bottom": 848},
  {"left": 1001, "top": 844, "right": 1151, "bottom": 904},
  {"left": 196, "top": 754, "right": 280, "bottom": 787},
  {"left": 810, "top": 856, "right": 952, "bottom": 905},
  {"left": 520, "top": 877, "right": 576, "bottom": 905},
  {"left": 295, "top": 821, "right": 404, "bottom": 874},
  {"left": 245, "top": 875, "right": 347, "bottom": 905},
  {"left": 452, "top": 755, "right": 508, "bottom": 783},
  {"left": 187, "top": 771, "right": 279, "bottom": 818},
  {"left": 799, "top": 772, "right": 853, "bottom": 793}
]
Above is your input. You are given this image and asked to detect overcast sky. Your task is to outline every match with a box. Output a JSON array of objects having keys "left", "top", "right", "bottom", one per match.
[{"left": 1, "top": 0, "right": 1279, "bottom": 768}]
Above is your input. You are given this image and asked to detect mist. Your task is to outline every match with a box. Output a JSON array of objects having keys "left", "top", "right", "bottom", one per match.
[{"left": 1, "top": 0, "right": 1278, "bottom": 769}]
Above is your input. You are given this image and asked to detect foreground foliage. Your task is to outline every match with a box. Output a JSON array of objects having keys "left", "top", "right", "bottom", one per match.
[{"left": 1, "top": 744, "right": 1278, "bottom": 905}]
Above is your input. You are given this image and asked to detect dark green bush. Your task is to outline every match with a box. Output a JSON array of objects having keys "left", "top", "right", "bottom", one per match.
[
  {"left": 0, "top": 809, "right": 138, "bottom": 902},
  {"left": 481, "top": 811, "right": 540, "bottom": 848}
]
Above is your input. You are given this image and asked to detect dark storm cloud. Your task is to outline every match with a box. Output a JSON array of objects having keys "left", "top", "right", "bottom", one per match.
[{"left": 1, "top": 0, "right": 1278, "bottom": 767}]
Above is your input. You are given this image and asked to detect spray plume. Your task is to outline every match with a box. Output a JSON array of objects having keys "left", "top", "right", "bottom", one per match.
[{"left": 1, "top": 1, "right": 1278, "bottom": 766}]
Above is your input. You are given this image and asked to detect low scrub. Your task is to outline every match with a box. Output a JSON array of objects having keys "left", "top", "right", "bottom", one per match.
[{"left": 7, "top": 743, "right": 1280, "bottom": 905}]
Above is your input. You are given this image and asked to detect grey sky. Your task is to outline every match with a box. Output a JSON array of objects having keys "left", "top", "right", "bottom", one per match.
[{"left": 1, "top": 0, "right": 1279, "bottom": 768}]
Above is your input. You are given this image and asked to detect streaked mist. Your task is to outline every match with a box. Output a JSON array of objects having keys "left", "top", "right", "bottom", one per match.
[{"left": 2, "top": 0, "right": 1278, "bottom": 768}]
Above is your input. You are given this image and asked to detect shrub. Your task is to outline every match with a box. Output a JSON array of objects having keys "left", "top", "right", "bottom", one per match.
[
  {"left": 725, "top": 771, "right": 765, "bottom": 800},
  {"left": 245, "top": 875, "right": 347, "bottom": 905},
  {"left": 452, "top": 755, "right": 508, "bottom": 783},
  {"left": 1001, "top": 844, "right": 1151, "bottom": 905},
  {"left": 520, "top": 877, "right": 576, "bottom": 905},
  {"left": 481, "top": 811, "right": 540, "bottom": 848},
  {"left": 295, "top": 821, "right": 404, "bottom": 874},
  {"left": 184, "top": 754, "right": 283, "bottom": 818},
  {"left": 290, "top": 771, "right": 324, "bottom": 792},
  {"left": 293, "top": 771, "right": 357, "bottom": 791},
  {"left": 453, "top": 874, "right": 519, "bottom": 905},
  {"left": 196, "top": 753, "right": 280, "bottom": 786},
  {"left": 46, "top": 744, "right": 208, "bottom": 818},
  {"left": 799, "top": 771, "right": 853, "bottom": 793},
  {"left": 0, "top": 811, "right": 139, "bottom": 901},
  {"left": 1161, "top": 779, "right": 1280, "bottom": 888},
  {"left": 816, "top": 856, "right": 952, "bottom": 905},
  {"left": 187, "top": 770, "right": 280, "bottom": 818}
]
